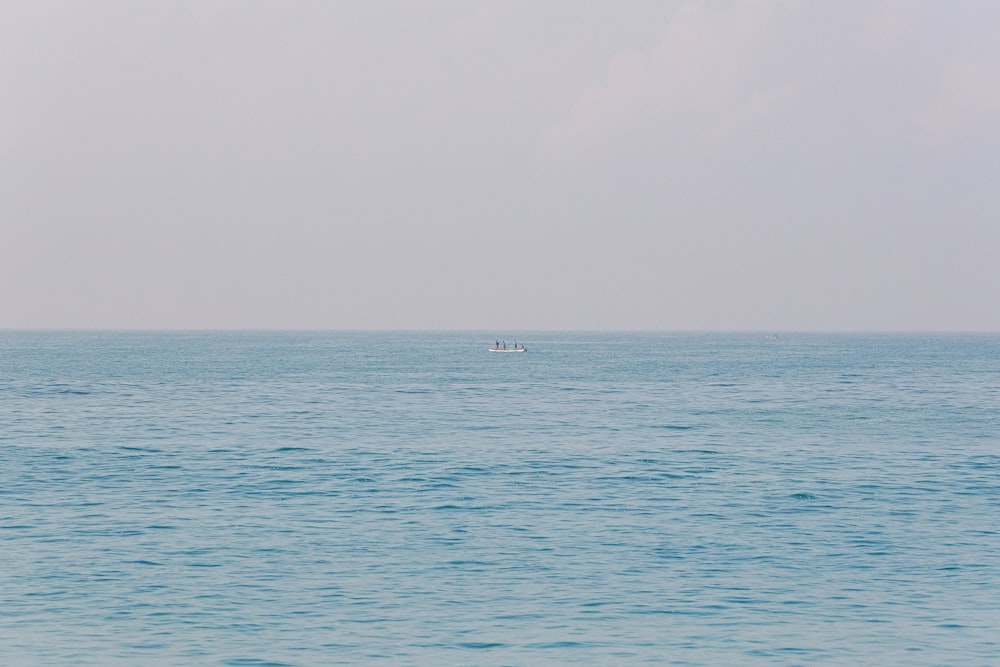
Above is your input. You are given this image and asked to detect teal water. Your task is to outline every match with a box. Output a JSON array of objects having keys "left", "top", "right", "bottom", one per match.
[{"left": 1, "top": 331, "right": 998, "bottom": 665}]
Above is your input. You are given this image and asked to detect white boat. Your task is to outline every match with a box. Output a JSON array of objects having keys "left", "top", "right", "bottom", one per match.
[{"left": 489, "top": 347, "right": 526, "bottom": 352}]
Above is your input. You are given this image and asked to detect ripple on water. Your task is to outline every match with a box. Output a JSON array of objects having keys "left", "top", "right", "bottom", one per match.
[{"left": 1, "top": 332, "right": 999, "bottom": 665}]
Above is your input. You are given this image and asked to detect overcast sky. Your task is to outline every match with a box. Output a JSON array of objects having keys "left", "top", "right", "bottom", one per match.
[{"left": 2, "top": 0, "right": 998, "bottom": 330}]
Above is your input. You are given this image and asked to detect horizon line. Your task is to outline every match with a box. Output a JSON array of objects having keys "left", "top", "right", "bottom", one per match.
[{"left": 2, "top": 327, "right": 998, "bottom": 335}]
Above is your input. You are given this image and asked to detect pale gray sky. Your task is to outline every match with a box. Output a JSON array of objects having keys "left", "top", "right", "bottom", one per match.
[{"left": 2, "top": 0, "right": 998, "bottom": 330}]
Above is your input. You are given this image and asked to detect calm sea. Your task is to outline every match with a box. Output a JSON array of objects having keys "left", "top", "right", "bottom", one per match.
[{"left": 1, "top": 331, "right": 998, "bottom": 665}]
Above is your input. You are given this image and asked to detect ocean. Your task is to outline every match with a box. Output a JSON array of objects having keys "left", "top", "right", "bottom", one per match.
[{"left": 1, "top": 331, "right": 998, "bottom": 665}]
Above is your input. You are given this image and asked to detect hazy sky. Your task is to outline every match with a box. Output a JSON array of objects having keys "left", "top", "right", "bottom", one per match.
[{"left": 3, "top": 0, "right": 998, "bottom": 330}]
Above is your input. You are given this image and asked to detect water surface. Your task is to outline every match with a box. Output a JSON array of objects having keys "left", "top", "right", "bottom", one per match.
[{"left": 1, "top": 331, "right": 998, "bottom": 665}]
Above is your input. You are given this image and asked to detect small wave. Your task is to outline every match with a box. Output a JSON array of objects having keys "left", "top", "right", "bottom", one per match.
[
  {"left": 20, "top": 384, "right": 94, "bottom": 397},
  {"left": 527, "top": 641, "right": 591, "bottom": 649}
]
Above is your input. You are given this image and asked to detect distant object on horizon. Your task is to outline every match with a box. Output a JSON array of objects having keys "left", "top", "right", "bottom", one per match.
[
  {"left": 490, "top": 340, "right": 526, "bottom": 352},
  {"left": 765, "top": 334, "right": 780, "bottom": 341}
]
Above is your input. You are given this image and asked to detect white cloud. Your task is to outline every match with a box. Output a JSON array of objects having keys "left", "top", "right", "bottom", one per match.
[
  {"left": 916, "top": 55, "right": 1000, "bottom": 141},
  {"left": 544, "top": 49, "right": 653, "bottom": 142},
  {"left": 546, "top": 0, "right": 780, "bottom": 143},
  {"left": 861, "top": 0, "right": 915, "bottom": 48}
]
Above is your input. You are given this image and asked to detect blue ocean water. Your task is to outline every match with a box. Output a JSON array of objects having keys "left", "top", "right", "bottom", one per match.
[{"left": 1, "top": 331, "right": 998, "bottom": 666}]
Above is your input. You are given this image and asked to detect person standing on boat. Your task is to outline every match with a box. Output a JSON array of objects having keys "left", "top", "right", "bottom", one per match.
[
  {"left": 502, "top": 341, "right": 506, "bottom": 350},
  {"left": 495, "top": 340, "right": 499, "bottom": 350}
]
